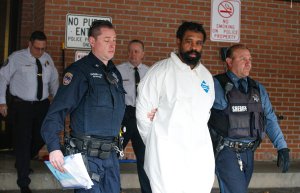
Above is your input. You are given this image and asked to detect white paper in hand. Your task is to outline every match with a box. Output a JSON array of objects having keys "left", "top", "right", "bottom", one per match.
[
  {"left": 63, "top": 153, "right": 94, "bottom": 189},
  {"left": 45, "top": 153, "right": 93, "bottom": 189}
]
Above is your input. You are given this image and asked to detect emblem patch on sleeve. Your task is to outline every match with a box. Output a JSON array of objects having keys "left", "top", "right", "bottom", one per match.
[{"left": 63, "top": 72, "right": 73, "bottom": 85}]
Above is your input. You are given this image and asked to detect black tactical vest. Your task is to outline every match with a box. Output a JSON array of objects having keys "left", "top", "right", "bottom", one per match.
[
  {"left": 70, "top": 57, "right": 126, "bottom": 137},
  {"left": 209, "top": 73, "right": 265, "bottom": 141}
]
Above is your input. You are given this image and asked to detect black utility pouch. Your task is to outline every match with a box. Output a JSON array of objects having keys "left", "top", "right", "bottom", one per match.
[{"left": 98, "top": 143, "right": 112, "bottom": 159}]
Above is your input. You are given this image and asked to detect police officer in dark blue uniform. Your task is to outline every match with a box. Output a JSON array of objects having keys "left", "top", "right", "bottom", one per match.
[
  {"left": 209, "top": 44, "right": 290, "bottom": 193},
  {"left": 41, "top": 20, "right": 125, "bottom": 193}
]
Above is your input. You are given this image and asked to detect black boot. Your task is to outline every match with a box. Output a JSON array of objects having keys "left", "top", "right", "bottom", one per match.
[{"left": 20, "top": 186, "right": 32, "bottom": 193}]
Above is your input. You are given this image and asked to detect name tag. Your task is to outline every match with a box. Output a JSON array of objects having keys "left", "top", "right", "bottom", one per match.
[
  {"left": 232, "top": 106, "right": 247, "bottom": 112},
  {"left": 90, "top": 73, "right": 102, "bottom": 79}
]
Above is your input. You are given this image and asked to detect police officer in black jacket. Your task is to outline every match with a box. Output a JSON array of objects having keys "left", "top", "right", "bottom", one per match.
[
  {"left": 41, "top": 20, "right": 125, "bottom": 193},
  {"left": 208, "top": 44, "right": 289, "bottom": 193}
]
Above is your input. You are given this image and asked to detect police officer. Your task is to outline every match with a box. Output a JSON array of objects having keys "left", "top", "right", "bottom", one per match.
[
  {"left": 116, "top": 40, "right": 151, "bottom": 193},
  {"left": 208, "top": 44, "right": 290, "bottom": 193},
  {"left": 41, "top": 20, "right": 125, "bottom": 193},
  {"left": 0, "top": 31, "right": 59, "bottom": 193}
]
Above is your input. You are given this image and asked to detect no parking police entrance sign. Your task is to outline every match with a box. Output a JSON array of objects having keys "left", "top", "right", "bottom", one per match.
[
  {"left": 210, "top": 0, "right": 241, "bottom": 43},
  {"left": 65, "top": 14, "right": 112, "bottom": 49}
]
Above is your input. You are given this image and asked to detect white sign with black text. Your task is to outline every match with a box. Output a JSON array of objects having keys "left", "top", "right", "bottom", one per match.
[
  {"left": 210, "top": 0, "right": 241, "bottom": 43},
  {"left": 65, "top": 14, "right": 112, "bottom": 49},
  {"left": 75, "top": 50, "right": 89, "bottom": 62}
]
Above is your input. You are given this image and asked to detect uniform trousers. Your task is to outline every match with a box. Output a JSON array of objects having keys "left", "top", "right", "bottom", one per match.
[
  {"left": 75, "top": 152, "right": 120, "bottom": 193},
  {"left": 10, "top": 97, "right": 50, "bottom": 188},
  {"left": 215, "top": 146, "right": 254, "bottom": 193},
  {"left": 122, "top": 106, "right": 152, "bottom": 193}
]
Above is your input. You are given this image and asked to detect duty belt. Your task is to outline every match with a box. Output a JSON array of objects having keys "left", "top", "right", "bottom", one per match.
[
  {"left": 63, "top": 135, "right": 123, "bottom": 183},
  {"left": 69, "top": 135, "right": 118, "bottom": 160},
  {"left": 223, "top": 140, "right": 255, "bottom": 152}
]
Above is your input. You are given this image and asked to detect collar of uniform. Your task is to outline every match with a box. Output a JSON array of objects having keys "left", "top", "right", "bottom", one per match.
[
  {"left": 226, "top": 71, "right": 248, "bottom": 88},
  {"left": 106, "top": 60, "right": 115, "bottom": 71},
  {"left": 88, "top": 52, "right": 115, "bottom": 72},
  {"left": 127, "top": 62, "right": 142, "bottom": 70}
]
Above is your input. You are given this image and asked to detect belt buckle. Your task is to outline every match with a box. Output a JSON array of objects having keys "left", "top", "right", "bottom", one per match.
[
  {"left": 234, "top": 142, "right": 243, "bottom": 151},
  {"left": 228, "top": 141, "right": 234, "bottom": 148}
]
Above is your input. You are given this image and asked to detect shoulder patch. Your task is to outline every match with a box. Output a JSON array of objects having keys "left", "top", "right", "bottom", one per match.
[{"left": 63, "top": 72, "right": 73, "bottom": 85}]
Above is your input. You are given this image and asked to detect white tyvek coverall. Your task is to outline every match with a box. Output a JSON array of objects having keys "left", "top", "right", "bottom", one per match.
[{"left": 136, "top": 52, "right": 215, "bottom": 193}]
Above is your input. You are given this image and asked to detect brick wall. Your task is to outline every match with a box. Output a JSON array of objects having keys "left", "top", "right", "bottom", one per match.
[
  {"left": 21, "top": 0, "right": 300, "bottom": 161},
  {"left": 19, "top": 0, "right": 34, "bottom": 48},
  {"left": 33, "top": 0, "right": 45, "bottom": 31}
]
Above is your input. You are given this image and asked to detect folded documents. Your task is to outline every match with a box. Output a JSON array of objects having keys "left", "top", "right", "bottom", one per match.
[{"left": 45, "top": 153, "right": 93, "bottom": 189}]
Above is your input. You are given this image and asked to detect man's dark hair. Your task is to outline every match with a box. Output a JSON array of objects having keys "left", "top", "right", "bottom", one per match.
[
  {"left": 29, "top": 31, "right": 47, "bottom": 42},
  {"left": 176, "top": 21, "right": 206, "bottom": 42},
  {"left": 226, "top": 44, "right": 250, "bottom": 59},
  {"left": 128, "top": 39, "right": 144, "bottom": 51},
  {"left": 88, "top": 20, "right": 114, "bottom": 38}
]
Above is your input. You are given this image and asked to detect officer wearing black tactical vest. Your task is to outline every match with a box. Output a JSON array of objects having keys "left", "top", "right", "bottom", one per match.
[
  {"left": 208, "top": 44, "right": 290, "bottom": 193},
  {"left": 41, "top": 20, "right": 125, "bottom": 193}
]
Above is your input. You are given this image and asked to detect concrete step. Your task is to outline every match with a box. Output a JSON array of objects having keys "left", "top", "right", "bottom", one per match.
[
  {"left": 0, "top": 153, "right": 300, "bottom": 191},
  {"left": 0, "top": 189, "right": 141, "bottom": 193},
  {"left": 2, "top": 188, "right": 300, "bottom": 193}
]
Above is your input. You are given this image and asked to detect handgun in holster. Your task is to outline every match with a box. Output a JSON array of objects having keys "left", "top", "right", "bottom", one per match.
[
  {"left": 251, "top": 139, "right": 261, "bottom": 152},
  {"left": 61, "top": 135, "right": 78, "bottom": 156}
]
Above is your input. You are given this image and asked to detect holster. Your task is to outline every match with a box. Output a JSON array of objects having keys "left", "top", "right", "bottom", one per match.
[
  {"left": 251, "top": 139, "right": 261, "bottom": 151},
  {"left": 61, "top": 135, "right": 79, "bottom": 156},
  {"left": 209, "top": 127, "right": 224, "bottom": 158},
  {"left": 81, "top": 154, "right": 101, "bottom": 182}
]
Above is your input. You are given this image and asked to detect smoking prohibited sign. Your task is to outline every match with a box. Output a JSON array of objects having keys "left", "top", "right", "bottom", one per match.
[{"left": 210, "top": 0, "right": 241, "bottom": 42}]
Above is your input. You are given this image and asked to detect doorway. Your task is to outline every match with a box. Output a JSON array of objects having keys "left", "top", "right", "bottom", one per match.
[{"left": 0, "top": 0, "right": 21, "bottom": 151}]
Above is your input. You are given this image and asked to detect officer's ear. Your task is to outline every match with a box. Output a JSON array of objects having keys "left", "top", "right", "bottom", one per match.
[
  {"left": 88, "top": 36, "right": 96, "bottom": 48},
  {"left": 226, "top": 57, "right": 233, "bottom": 69}
]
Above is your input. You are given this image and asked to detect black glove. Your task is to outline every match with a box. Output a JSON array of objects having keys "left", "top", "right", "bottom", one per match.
[{"left": 277, "top": 148, "right": 290, "bottom": 173}]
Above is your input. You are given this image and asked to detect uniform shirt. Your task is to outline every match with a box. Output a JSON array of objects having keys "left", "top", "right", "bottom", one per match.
[
  {"left": 116, "top": 62, "right": 149, "bottom": 107},
  {"left": 0, "top": 47, "right": 59, "bottom": 103},
  {"left": 213, "top": 70, "right": 288, "bottom": 150},
  {"left": 42, "top": 52, "right": 125, "bottom": 152},
  {"left": 136, "top": 52, "right": 215, "bottom": 193}
]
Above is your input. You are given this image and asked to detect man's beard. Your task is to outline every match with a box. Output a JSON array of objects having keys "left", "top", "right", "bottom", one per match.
[{"left": 179, "top": 49, "right": 202, "bottom": 66}]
